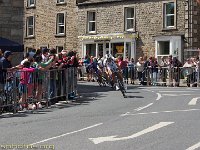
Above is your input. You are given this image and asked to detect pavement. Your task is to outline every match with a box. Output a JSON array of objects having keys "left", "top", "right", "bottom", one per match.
[{"left": 1, "top": 81, "right": 200, "bottom": 150}]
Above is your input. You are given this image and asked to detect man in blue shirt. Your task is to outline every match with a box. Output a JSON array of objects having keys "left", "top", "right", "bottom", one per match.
[{"left": 0, "top": 51, "right": 21, "bottom": 87}]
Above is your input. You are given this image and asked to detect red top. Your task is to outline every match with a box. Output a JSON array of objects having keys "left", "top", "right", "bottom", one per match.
[
  {"left": 20, "top": 68, "right": 35, "bottom": 84},
  {"left": 118, "top": 60, "right": 128, "bottom": 69}
]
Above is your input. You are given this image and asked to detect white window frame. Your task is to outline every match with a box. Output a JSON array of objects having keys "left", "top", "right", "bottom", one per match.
[
  {"left": 87, "top": 11, "right": 96, "bottom": 34},
  {"left": 124, "top": 7, "right": 135, "bottom": 32},
  {"left": 26, "top": 16, "right": 35, "bottom": 37},
  {"left": 27, "top": 0, "right": 35, "bottom": 7},
  {"left": 56, "top": 46, "right": 64, "bottom": 53},
  {"left": 56, "top": 13, "right": 65, "bottom": 35},
  {"left": 57, "top": 0, "right": 65, "bottom": 4},
  {"left": 163, "top": 1, "right": 176, "bottom": 29}
]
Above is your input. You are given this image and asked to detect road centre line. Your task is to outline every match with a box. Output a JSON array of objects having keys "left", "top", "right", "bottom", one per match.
[
  {"left": 135, "top": 103, "right": 153, "bottom": 111},
  {"left": 30, "top": 123, "right": 103, "bottom": 145},
  {"left": 122, "top": 109, "right": 200, "bottom": 116},
  {"left": 159, "top": 91, "right": 194, "bottom": 93},
  {"left": 162, "top": 94, "right": 192, "bottom": 96},
  {"left": 186, "top": 141, "right": 200, "bottom": 150}
]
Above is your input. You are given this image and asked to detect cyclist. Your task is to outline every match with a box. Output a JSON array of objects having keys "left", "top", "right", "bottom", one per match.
[{"left": 105, "top": 55, "right": 124, "bottom": 90}]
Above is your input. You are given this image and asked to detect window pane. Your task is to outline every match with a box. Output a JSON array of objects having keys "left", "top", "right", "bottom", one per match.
[
  {"left": 166, "top": 15, "right": 174, "bottom": 26},
  {"left": 58, "top": 14, "right": 64, "bottom": 24},
  {"left": 127, "top": 19, "right": 134, "bottom": 30},
  {"left": 57, "top": 46, "right": 63, "bottom": 52},
  {"left": 126, "top": 8, "right": 134, "bottom": 18},
  {"left": 57, "top": 0, "right": 64, "bottom": 3},
  {"left": 29, "top": 0, "right": 35, "bottom": 5},
  {"left": 89, "top": 22, "right": 95, "bottom": 32},
  {"left": 89, "top": 12, "right": 95, "bottom": 21},
  {"left": 59, "top": 26, "right": 64, "bottom": 34},
  {"left": 28, "top": 17, "right": 33, "bottom": 25},
  {"left": 28, "top": 28, "right": 33, "bottom": 35},
  {"left": 158, "top": 41, "right": 170, "bottom": 55},
  {"left": 166, "top": 2, "right": 174, "bottom": 14}
]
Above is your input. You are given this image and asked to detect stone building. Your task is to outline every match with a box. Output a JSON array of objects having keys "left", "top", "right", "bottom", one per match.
[
  {"left": 0, "top": 0, "right": 24, "bottom": 44},
  {"left": 0, "top": 0, "right": 24, "bottom": 65},
  {"left": 77, "top": 0, "right": 200, "bottom": 62},
  {"left": 24, "top": 0, "right": 78, "bottom": 53}
]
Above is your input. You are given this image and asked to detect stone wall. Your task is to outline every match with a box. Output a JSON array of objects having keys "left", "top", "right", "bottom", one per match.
[
  {"left": 24, "top": 0, "right": 78, "bottom": 52},
  {"left": 0, "top": 0, "right": 24, "bottom": 44},
  {"left": 78, "top": 0, "right": 187, "bottom": 58}
]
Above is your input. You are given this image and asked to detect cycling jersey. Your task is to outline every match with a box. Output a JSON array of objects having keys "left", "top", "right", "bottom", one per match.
[{"left": 107, "top": 61, "right": 118, "bottom": 72}]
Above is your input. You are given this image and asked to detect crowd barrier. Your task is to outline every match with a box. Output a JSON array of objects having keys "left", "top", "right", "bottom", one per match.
[
  {"left": 78, "top": 65, "right": 200, "bottom": 87},
  {"left": 0, "top": 67, "right": 77, "bottom": 114},
  {"left": 123, "top": 66, "right": 200, "bottom": 87}
]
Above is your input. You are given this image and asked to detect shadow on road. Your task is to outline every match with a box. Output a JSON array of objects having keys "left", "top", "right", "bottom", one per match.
[{"left": 0, "top": 82, "right": 145, "bottom": 118}]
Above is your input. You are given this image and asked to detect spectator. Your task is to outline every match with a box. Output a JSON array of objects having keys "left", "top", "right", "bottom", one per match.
[
  {"left": 42, "top": 48, "right": 49, "bottom": 63},
  {"left": 159, "top": 56, "right": 167, "bottom": 86},
  {"left": 128, "top": 58, "right": 135, "bottom": 84},
  {"left": 32, "top": 55, "right": 54, "bottom": 103},
  {"left": 142, "top": 55, "right": 150, "bottom": 85},
  {"left": 149, "top": 57, "right": 158, "bottom": 86},
  {"left": 0, "top": 49, "right": 2, "bottom": 60},
  {"left": 18, "top": 61, "right": 37, "bottom": 110},
  {"left": 83, "top": 55, "right": 91, "bottom": 81},
  {"left": 183, "top": 58, "right": 194, "bottom": 87},
  {"left": 172, "top": 56, "right": 182, "bottom": 87},
  {"left": 136, "top": 57, "right": 144, "bottom": 85},
  {"left": 118, "top": 56, "right": 128, "bottom": 84},
  {"left": 21, "top": 52, "right": 35, "bottom": 65}
]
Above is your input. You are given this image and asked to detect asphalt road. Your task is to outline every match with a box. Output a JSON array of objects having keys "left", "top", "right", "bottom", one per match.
[{"left": 1, "top": 82, "right": 200, "bottom": 150}]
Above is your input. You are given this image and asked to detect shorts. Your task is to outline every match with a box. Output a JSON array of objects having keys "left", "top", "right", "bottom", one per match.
[{"left": 19, "top": 83, "right": 28, "bottom": 94}]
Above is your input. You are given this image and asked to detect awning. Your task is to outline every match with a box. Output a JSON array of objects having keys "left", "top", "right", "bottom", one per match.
[{"left": 0, "top": 37, "right": 23, "bottom": 52}]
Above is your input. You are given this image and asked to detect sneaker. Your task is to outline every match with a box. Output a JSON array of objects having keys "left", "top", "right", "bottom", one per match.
[
  {"left": 32, "top": 104, "right": 37, "bottom": 110},
  {"left": 116, "top": 85, "right": 120, "bottom": 91},
  {"left": 36, "top": 102, "right": 42, "bottom": 109},
  {"left": 28, "top": 104, "right": 33, "bottom": 110}
]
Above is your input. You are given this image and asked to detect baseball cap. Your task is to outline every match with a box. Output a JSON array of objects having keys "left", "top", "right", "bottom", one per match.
[
  {"left": 29, "top": 51, "right": 35, "bottom": 58},
  {"left": 4, "top": 51, "right": 12, "bottom": 58},
  {"left": 42, "top": 47, "right": 49, "bottom": 54}
]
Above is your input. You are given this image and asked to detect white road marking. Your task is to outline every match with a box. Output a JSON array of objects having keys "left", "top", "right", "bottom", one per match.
[
  {"left": 142, "top": 89, "right": 154, "bottom": 92},
  {"left": 159, "top": 91, "right": 194, "bottom": 93},
  {"left": 30, "top": 123, "right": 103, "bottom": 145},
  {"left": 120, "top": 112, "right": 130, "bottom": 116},
  {"left": 162, "top": 94, "right": 192, "bottom": 96},
  {"left": 187, "top": 88, "right": 200, "bottom": 91},
  {"left": 135, "top": 103, "right": 153, "bottom": 111},
  {"left": 186, "top": 141, "right": 200, "bottom": 150},
  {"left": 156, "top": 93, "right": 162, "bottom": 100},
  {"left": 89, "top": 122, "right": 174, "bottom": 144},
  {"left": 124, "top": 109, "right": 200, "bottom": 116},
  {"left": 188, "top": 97, "right": 200, "bottom": 105}
]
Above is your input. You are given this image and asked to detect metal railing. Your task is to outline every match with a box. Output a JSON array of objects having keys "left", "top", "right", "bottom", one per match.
[
  {"left": 78, "top": 65, "right": 200, "bottom": 87},
  {"left": 0, "top": 68, "right": 77, "bottom": 114}
]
